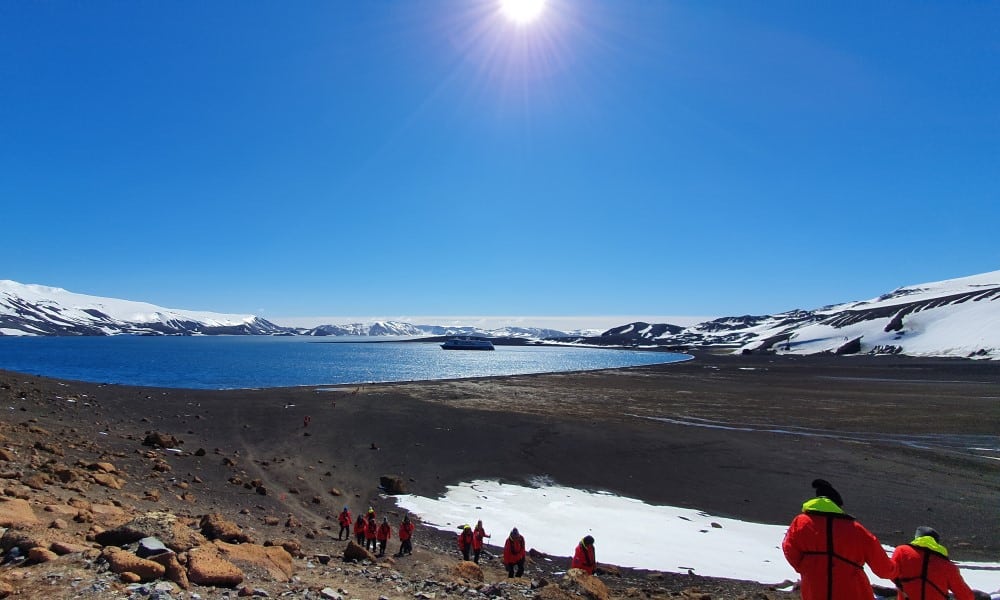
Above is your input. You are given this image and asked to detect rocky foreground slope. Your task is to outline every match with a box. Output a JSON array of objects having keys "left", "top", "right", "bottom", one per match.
[{"left": 0, "top": 370, "right": 794, "bottom": 600}]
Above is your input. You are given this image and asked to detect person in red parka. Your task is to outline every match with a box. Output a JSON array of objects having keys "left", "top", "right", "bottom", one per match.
[
  {"left": 338, "top": 507, "right": 352, "bottom": 541},
  {"left": 457, "top": 525, "right": 474, "bottom": 561},
  {"left": 891, "top": 526, "right": 974, "bottom": 600},
  {"left": 473, "top": 520, "right": 490, "bottom": 564},
  {"left": 376, "top": 516, "right": 392, "bottom": 557},
  {"left": 503, "top": 527, "right": 526, "bottom": 578},
  {"left": 782, "top": 479, "right": 896, "bottom": 600},
  {"left": 365, "top": 514, "right": 378, "bottom": 552},
  {"left": 571, "top": 535, "right": 596, "bottom": 574},
  {"left": 354, "top": 513, "right": 367, "bottom": 545},
  {"left": 396, "top": 514, "right": 415, "bottom": 557}
]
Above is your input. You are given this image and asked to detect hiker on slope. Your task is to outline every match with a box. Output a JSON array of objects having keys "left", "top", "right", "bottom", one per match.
[
  {"left": 571, "top": 535, "right": 597, "bottom": 574},
  {"left": 503, "top": 527, "right": 527, "bottom": 578},
  {"left": 473, "top": 520, "right": 490, "bottom": 564},
  {"left": 891, "top": 526, "right": 974, "bottom": 600},
  {"left": 457, "top": 524, "right": 474, "bottom": 561},
  {"left": 782, "top": 478, "right": 896, "bottom": 600},
  {"left": 337, "top": 506, "right": 352, "bottom": 541}
]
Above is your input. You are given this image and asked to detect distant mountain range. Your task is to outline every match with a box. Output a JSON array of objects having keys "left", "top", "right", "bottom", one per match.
[{"left": 2, "top": 271, "right": 998, "bottom": 360}]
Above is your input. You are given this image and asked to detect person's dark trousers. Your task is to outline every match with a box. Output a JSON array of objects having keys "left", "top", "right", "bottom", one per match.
[
  {"left": 339, "top": 525, "right": 349, "bottom": 540},
  {"left": 506, "top": 559, "right": 525, "bottom": 577},
  {"left": 378, "top": 540, "right": 386, "bottom": 556},
  {"left": 473, "top": 550, "right": 481, "bottom": 563},
  {"left": 462, "top": 548, "right": 471, "bottom": 561}
]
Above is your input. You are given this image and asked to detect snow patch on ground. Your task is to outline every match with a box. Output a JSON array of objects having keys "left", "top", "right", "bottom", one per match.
[{"left": 395, "top": 480, "right": 1000, "bottom": 592}]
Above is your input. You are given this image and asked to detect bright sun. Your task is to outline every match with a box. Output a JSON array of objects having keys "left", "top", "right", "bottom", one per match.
[{"left": 499, "top": 0, "right": 547, "bottom": 25}]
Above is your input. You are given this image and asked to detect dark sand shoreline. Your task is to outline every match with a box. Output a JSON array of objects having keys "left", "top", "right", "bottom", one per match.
[{"left": 2, "top": 352, "right": 998, "bottom": 565}]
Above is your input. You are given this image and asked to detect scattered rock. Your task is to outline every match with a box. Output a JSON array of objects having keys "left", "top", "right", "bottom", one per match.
[
  {"left": 50, "top": 540, "right": 91, "bottom": 555},
  {"left": 95, "top": 511, "right": 205, "bottom": 551},
  {"left": 149, "top": 550, "right": 191, "bottom": 590},
  {"left": 0, "top": 528, "right": 46, "bottom": 553}
]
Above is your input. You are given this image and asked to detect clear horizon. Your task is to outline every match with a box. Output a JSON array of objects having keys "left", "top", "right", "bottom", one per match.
[
  {"left": 269, "top": 314, "right": 714, "bottom": 330},
  {"left": 2, "top": 2, "right": 996, "bottom": 316}
]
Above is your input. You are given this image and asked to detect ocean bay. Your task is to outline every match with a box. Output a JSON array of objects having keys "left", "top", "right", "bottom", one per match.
[{"left": 0, "top": 336, "right": 688, "bottom": 389}]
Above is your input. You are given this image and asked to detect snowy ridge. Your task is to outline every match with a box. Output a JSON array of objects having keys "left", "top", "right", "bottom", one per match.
[
  {"left": 589, "top": 270, "right": 1000, "bottom": 360},
  {"left": 0, "top": 280, "right": 285, "bottom": 336}
]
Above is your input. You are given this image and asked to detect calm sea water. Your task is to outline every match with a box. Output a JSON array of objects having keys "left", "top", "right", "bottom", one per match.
[{"left": 0, "top": 336, "right": 688, "bottom": 389}]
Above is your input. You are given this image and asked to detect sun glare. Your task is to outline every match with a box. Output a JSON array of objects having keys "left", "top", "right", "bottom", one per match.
[{"left": 499, "top": 0, "right": 546, "bottom": 25}]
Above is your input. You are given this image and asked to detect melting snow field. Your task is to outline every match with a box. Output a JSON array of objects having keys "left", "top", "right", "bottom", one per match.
[{"left": 395, "top": 480, "right": 1000, "bottom": 594}]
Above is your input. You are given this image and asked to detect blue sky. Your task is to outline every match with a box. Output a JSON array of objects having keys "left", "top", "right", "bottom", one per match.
[{"left": 2, "top": 1, "right": 997, "bottom": 326}]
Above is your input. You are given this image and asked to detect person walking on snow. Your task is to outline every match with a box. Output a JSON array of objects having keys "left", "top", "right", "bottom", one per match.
[
  {"left": 782, "top": 479, "right": 896, "bottom": 600},
  {"left": 457, "top": 524, "right": 474, "bottom": 561},
  {"left": 572, "top": 535, "right": 597, "bottom": 574},
  {"left": 337, "top": 506, "right": 352, "bottom": 541},
  {"left": 396, "top": 514, "right": 415, "bottom": 557},
  {"left": 354, "top": 513, "right": 367, "bottom": 545},
  {"left": 473, "top": 520, "right": 490, "bottom": 564},
  {"left": 376, "top": 517, "right": 392, "bottom": 557},
  {"left": 503, "top": 527, "right": 527, "bottom": 578},
  {"left": 891, "top": 526, "right": 974, "bottom": 600}
]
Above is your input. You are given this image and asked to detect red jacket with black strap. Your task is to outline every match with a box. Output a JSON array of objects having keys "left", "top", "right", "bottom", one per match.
[
  {"left": 457, "top": 528, "right": 474, "bottom": 551},
  {"left": 473, "top": 526, "right": 489, "bottom": 550},
  {"left": 782, "top": 497, "right": 896, "bottom": 600},
  {"left": 354, "top": 515, "right": 366, "bottom": 535},
  {"left": 399, "top": 521, "right": 414, "bottom": 541},
  {"left": 365, "top": 519, "right": 378, "bottom": 540},
  {"left": 571, "top": 540, "right": 596, "bottom": 574},
  {"left": 377, "top": 522, "right": 392, "bottom": 541},
  {"left": 338, "top": 510, "right": 352, "bottom": 528},
  {"left": 503, "top": 534, "right": 526, "bottom": 565},
  {"left": 891, "top": 538, "right": 974, "bottom": 600}
]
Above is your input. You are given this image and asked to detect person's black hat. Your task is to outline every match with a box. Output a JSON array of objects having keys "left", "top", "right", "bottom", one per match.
[
  {"left": 583, "top": 535, "right": 594, "bottom": 545},
  {"left": 915, "top": 526, "right": 940, "bottom": 542},
  {"left": 811, "top": 479, "right": 844, "bottom": 507}
]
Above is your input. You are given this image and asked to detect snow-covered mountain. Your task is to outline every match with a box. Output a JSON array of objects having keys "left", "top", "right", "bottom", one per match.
[
  {"left": 0, "top": 281, "right": 287, "bottom": 336},
  {"left": 4, "top": 271, "right": 999, "bottom": 360},
  {"left": 592, "top": 270, "right": 1000, "bottom": 360}
]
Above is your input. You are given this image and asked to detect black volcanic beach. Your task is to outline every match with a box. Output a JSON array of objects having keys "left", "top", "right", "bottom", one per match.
[{"left": 1, "top": 353, "right": 998, "bottom": 598}]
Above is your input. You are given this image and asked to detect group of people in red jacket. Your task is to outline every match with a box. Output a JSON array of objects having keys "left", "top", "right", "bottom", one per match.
[
  {"left": 338, "top": 506, "right": 415, "bottom": 558},
  {"left": 782, "top": 479, "right": 975, "bottom": 600},
  {"left": 456, "top": 521, "right": 596, "bottom": 578}
]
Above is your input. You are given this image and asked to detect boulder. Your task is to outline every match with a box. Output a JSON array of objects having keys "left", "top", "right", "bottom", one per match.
[
  {"left": 26, "top": 547, "right": 58, "bottom": 564},
  {"left": 95, "top": 511, "right": 205, "bottom": 551},
  {"left": 200, "top": 513, "right": 252, "bottom": 544},
  {"left": 101, "top": 547, "right": 166, "bottom": 582},
  {"left": 562, "top": 569, "right": 609, "bottom": 600},
  {"left": 50, "top": 541, "right": 91, "bottom": 555},
  {"left": 379, "top": 475, "right": 407, "bottom": 495},
  {"left": 214, "top": 540, "right": 294, "bottom": 581},
  {"left": 137, "top": 536, "right": 170, "bottom": 558},
  {"left": 186, "top": 546, "right": 245, "bottom": 588},
  {"left": 149, "top": 551, "right": 190, "bottom": 590},
  {"left": 451, "top": 560, "right": 484, "bottom": 582},
  {"left": 0, "top": 499, "right": 38, "bottom": 528},
  {"left": 0, "top": 528, "right": 46, "bottom": 553},
  {"left": 342, "top": 540, "right": 376, "bottom": 563},
  {"left": 143, "top": 432, "right": 181, "bottom": 448},
  {"left": 536, "top": 585, "right": 576, "bottom": 600},
  {"left": 91, "top": 473, "right": 124, "bottom": 489}
]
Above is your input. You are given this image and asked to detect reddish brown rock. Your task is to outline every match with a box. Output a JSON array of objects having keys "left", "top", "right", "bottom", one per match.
[
  {"left": 27, "top": 547, "right": 58, "bottom": 564},
  {"left": 186, "top": 546, "right": 244, "bottom": 588},
  {"left": 149, "top": 551, "right": 191, "bottom": 590},
  {"left": 0, "top": 498, "right": 39, "bottom": 527},
  {"left": 562, "top": 569, "right": 610, "bottom": 600},
  {"left": 200, "top": 513, "right": 252, "bottom": 544},
  {"left": 214, "top": 540, "right": 294, "bottom": 581},
  {"left": 101, "top": 547, "right": 166, "bottom": 582},
  {"left": 452, "top": 560, "right": 485, "bottom": 582},
  {"left": 343, "top": 540, "right": 376, "bottom": 563}
]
